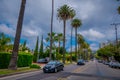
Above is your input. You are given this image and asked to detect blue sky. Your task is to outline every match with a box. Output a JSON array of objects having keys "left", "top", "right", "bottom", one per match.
[{"left": 0, "top": 0, "right": 120, "bottom": 51}]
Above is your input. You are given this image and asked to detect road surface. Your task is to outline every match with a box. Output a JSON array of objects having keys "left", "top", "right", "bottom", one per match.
[{"left": 0, "top": 60, "right": 120, "bottom": 80}]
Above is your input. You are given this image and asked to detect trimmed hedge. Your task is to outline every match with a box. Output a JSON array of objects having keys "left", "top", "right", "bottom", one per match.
[
  {"left": 30, "top": 64, "right": 41, "bottom": 69},
  {"left": 0, "top": 52, "right": 33, "bottom": 69}
]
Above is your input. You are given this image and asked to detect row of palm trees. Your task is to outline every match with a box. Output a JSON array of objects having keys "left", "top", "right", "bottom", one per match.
[
  {"left": 46, "top": 32, "right": 63, "bottom": 54},
  {"left": 57, "top": 4, "right": 82, "bottom": 63},
  {"left": 8, "top": 0, "right": 82, "bottom": 70}
]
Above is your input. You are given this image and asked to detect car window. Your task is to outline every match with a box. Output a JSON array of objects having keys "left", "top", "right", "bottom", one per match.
[{"left": 47, "top": 61, "right": 57, "bottom": 65}]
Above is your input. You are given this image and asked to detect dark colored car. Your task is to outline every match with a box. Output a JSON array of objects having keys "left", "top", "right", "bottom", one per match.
[
  {"left": 37, "top": 58, "right": 48, "bottom": 63},
  {"left": 43, "top": 61, "right": 64, "bottom": 73},
  {"left": 77, "top": 59, "right": 85, "bottom": 65}
]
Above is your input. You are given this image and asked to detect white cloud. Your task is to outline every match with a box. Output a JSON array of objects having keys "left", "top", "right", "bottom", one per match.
[
  {"left": 0, "top": 24, "right": 15, "bottom": 36},
  {"left": 80, "top": 29, "right": 105, "bottom": 41},
  {"left": 90, "top": 43, "right": 99, "bottom": 51},
  {"left": 0, "top": 0, "right": 119, "bottom": 51}
]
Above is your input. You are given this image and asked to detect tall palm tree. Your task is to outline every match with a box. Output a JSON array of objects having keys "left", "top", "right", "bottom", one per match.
[
  {"left": 57, "top": 4, "right": 75, "bottom": 63},
  {"left": 71, "top": 18, "right": 82, "bottom": 62},
  {"left": 77, "top": 34, "right": 84, "bottom": 59},
  {"left": 70, "top": 9, "right": 76, "bottom": 63},
  {"left": 50, "top": 0, "right": 54, "bottom": 60},
  {"left": 8, "top": 0, "right": 26, "bottom": 70},
  {"left": 55, "top": 33, "right": 63, "bottom": 54}
]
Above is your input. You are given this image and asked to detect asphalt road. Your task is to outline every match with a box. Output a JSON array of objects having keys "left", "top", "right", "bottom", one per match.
[{"left": 0, "top": 60, "right": 120, "bottom": 80}]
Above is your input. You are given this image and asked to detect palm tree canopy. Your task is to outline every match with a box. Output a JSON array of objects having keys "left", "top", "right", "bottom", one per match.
[
  {"left": 77, "top": 34, "right": 85, "bottom": 44},
  {"left": 57, "top": 4, "right": 76, "bottom": 21},
  {"left": 71, "top": 18, "right": 82, "bottom": 28}
]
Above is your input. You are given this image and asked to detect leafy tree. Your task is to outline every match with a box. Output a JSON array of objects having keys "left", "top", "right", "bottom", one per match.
[
  {"left": 33, "top": 36, "right": 39, "bottom": 62},
  {"left": 57, "top": 4, "right": 75, "bottom": 63},
  {"left": 71, "top": 18, "right": 82, "bottom": 61},
  {"left": 39, "top": 35, "right": 43, "bottom": 58},
  {"left": 0, "top": 33, "right": 11, "bottom": 52},
  {"left": 97, "top": 44, "right": 114, "bottom": 60},
  {"left": 8, "top": 0, "right": 26, "bottom": 70}
]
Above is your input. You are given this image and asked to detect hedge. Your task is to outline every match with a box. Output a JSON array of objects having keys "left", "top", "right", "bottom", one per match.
[{"left": 0, "top": 52, "right": 33, "bottom": 69}]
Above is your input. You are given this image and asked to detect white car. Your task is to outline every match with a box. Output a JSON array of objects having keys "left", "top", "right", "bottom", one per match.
[{"left": 109, "top": 61, "right": 120, "bottom": 68}]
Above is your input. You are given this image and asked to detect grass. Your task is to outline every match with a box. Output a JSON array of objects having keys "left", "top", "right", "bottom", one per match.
[{"left": 0, "top": 67, "right": 39, "bottom": 75}]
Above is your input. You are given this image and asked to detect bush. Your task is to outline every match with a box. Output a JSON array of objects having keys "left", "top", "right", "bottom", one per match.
[
  {"left": 17, "top": 52, "right": 33, "bottom": 67},
  {"left": 30, "top": 64, "right": 40, "bottom": 69},
  {"left": 0, "top": 52, "right": 33, "bottom": 69},
  {"left": 0, "top": 52, "right": 11, "bottom": 69}
]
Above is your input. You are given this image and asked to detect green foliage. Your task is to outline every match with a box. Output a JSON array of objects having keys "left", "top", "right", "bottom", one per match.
[
  {"left": 57, "top": 4, "right": 75, "bottom": 21},
  {"left": 0, "top": 52, "right": 33, "bottom": 69},
  {"left": 97, "top": 44, "right": 114, "bottom": 60},
  {"left": 0, "top": 52, "right": 11, "bottom": 69},
  {"left": 39, "top": 35, "right": 44, "bottom": 58},
  {"left": 30, "top": 64, "right": 41, "bottom": 69},
  {"left": 0, "top": 33, "right": 11, "bottom": 52},
  {"left": 17, "top": 52, "right": 33, "bottom": 67},
  {"left": 33, "top": 36, "right": 39, "bottom": 62}
]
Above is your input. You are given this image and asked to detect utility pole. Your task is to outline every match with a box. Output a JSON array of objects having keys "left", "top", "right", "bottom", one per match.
[{"left": 111, "top": 23, "right": 120, "bottom": 48}]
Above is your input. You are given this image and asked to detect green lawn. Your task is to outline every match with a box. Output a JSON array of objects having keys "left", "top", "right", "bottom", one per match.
[{"left": 0, "top": 67, "right": 39, "bottom": 75}]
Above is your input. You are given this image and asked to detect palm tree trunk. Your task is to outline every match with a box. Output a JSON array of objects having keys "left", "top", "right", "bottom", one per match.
[
  {"left": 70, "top": 27, "right": 73, "bottom": 63},
  {"left": 50, "top": 0, "right": 54, "bottom": 60},
  {"left": 8, "top": 0, "right": 26, "bottom": 70},
  {"left": 75, "top": 27, "right": 78, "bottom": 62},
  {"left": 63, "top": 20, "right": 66, "bottom": 64}
]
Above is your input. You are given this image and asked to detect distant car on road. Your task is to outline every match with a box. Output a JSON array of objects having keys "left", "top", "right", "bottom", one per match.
[
  {"left": 77, "top": 59, "right": 85, "bottom": 65},
  {"left": 43, "top": 61, "right": 64, "bottom": 73},
  {"left": 98, "top": 60, "right": 103, "bottom": 63},
  {"left": 37, "top": 58, "right": 48, "bottom": 63}
]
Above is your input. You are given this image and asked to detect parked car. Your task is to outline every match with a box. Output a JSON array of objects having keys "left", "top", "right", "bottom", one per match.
[
  {"left": 98, "top": 60, "right": 103, "bottom": 63},
  {"left": 109, "top": 61, "right": 120, "bottom": 68},
  {"left": 103, "top": 61, "right": 109, "bottom": 65},
  {"left": 37, "top": 58, "right": 48, "bottom": 63},
  {"left": 43, "top": 61, "right": 64, "bottom": 73},
  {"left": 77, "top": 59, "right": 85, "bottom": 65}
]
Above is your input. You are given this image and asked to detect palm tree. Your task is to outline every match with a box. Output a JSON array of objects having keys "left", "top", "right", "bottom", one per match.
[
  {"left": 57, "top": 4, "right": 75, "bottom": 63},
  {"left": 55, "top": 33, "right": 63, "bottom": 54},
  {"left": 50, "top": 0, "right": 54, "bottom": 60},
  {"left": 8, "top": 0, "right": 26, "bottom": 70},
  {"left": 70, "top": 9, "right": 76, "bottom": 63},
  {"left": 71, "top": 18, "right": 82, "bottom": 62},
  {"left": 77, "top": 34, "right": 85, "bottom": 59}
]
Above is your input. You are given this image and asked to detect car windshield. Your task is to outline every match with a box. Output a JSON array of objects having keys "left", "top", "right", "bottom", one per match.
[
  {"left": 47, "top": 61, "right": 57, "bottom": 65},
  {"left": 78, "top": 60, "right": 84, "bottom": 62}
]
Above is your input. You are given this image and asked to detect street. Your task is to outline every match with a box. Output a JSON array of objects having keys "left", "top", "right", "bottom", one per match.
[{"left": 0, "top": 60, "right": 120, "bottom": 80}]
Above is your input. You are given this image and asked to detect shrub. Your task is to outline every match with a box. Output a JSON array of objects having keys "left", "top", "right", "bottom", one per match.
[
  {"left": 0, "top": 52, "right": 33, "bottom": 69},
  {"left": 30, "top": 64, "right": 41, "bottom": 69},
  {"left": 17, "top": 52, "right": 33, "bottom": 67},
  {"left": 0, "top": 52, "right": 11, "bottom": 69}
]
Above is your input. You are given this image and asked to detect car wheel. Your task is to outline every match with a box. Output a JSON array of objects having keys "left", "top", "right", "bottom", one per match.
[
  {"left": 54, "top": 68, "right": 57, "bottom": 73},
  {"left": 61, "top": 67, "right": 64, "bottom": 71},
  {"left": 43, "top": 70, "right": 46, "bottom": 73}
]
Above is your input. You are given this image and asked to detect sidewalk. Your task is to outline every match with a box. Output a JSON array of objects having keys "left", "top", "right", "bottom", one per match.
[{"left": 0, "top": 63, "right": 45, "bottom": 78}]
